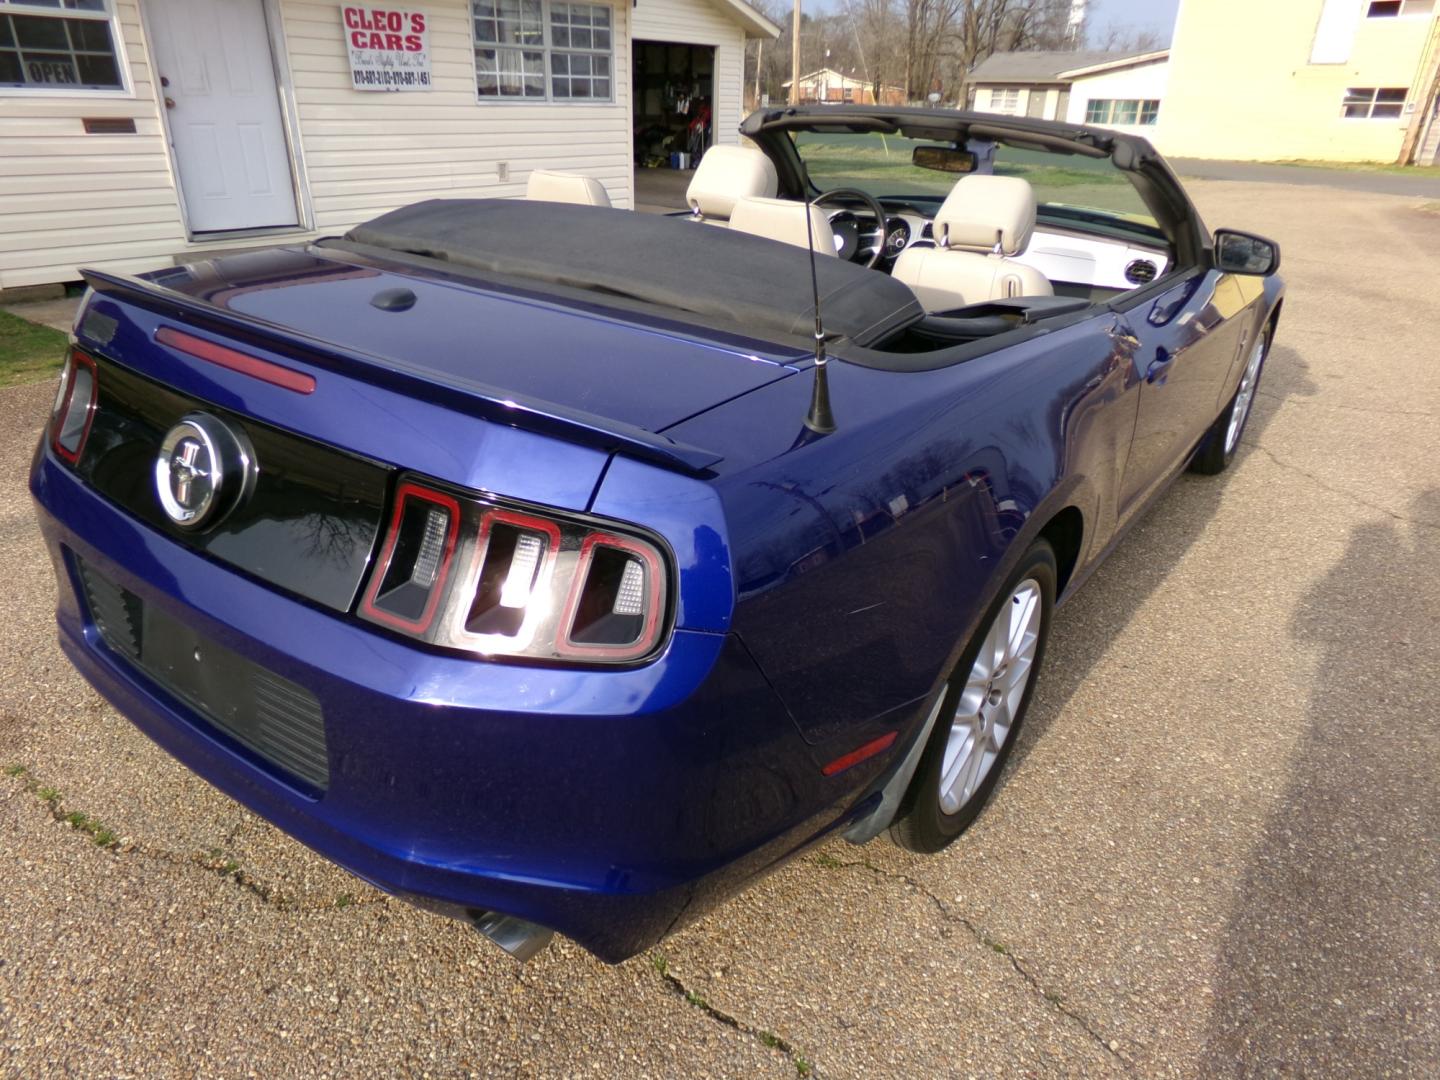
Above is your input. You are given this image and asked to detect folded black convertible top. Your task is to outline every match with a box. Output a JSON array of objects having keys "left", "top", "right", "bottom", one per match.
[{"left": 342, "top": 199, "right": 923, "bottom": 349}]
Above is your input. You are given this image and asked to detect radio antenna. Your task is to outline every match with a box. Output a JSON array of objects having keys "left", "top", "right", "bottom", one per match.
[{"left": 800, "top": 183, "right": 836, "bottom": 435}]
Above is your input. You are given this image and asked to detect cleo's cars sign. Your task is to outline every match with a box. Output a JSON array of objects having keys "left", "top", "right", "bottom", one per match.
[{"left": 341, "top": 7, "right": 431, "bottom": 92}]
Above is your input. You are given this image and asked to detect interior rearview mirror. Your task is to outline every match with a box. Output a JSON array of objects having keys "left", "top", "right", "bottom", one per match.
[
  {"left": 1214, "top": 229, "right": 1280, "bottom": 276},
  {"left": 912, "top": 146, "right": 978, "bottom": 174}
]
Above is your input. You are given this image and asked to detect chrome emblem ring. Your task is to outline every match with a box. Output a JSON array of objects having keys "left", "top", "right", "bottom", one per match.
[{"left": 154, "top": 414, "right": 254, "bottom": 530}]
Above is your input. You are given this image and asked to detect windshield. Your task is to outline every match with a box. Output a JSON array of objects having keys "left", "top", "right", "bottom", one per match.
[{"left": 792, "top": 130, "right": 1159, "bottom": 229}]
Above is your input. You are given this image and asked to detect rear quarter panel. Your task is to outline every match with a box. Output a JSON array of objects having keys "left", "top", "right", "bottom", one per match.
[{"left": 666, "top": 312, "right": 1142, "bottom": 758}]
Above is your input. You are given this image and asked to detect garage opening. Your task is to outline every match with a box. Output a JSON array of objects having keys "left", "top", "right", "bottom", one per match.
[{"left": 633, "top": 42, "right": 714, "bottom": 211}]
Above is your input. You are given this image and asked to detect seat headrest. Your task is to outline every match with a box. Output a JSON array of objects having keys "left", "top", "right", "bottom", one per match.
[
  {"left": 685, "top": 145, "right": 778, "bottom": 220},
  {"left": 525, "top": 170, "right": 612, "bottom": 208},
  {"left": 728, "top": 197, "right": 838, "bottom": 256},
  {"left": 933, "top": 174, "right": 1037, "bottom": 256}
]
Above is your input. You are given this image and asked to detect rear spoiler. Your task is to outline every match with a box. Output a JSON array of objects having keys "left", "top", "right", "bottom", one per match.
[{"left": 80, "top": 268, "right": 725, "bottom": 476}]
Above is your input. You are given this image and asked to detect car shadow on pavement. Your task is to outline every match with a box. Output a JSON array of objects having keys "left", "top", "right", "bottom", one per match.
[
  {"left": 1195, "top": 487, "right": 1440, "bottom": 1076},
  {"left": 1009, "top": 341, "right": 1319, "bottom": 771}
]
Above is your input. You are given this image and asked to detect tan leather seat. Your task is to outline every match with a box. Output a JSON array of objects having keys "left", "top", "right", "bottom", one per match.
[
  {"left": 728, "top": 196, "right": 837, "bottom": 255},
  {"left": 525, "top": 170, "right": 611, "bottom": 208},
  {"left": 891, "top": 175, "right": 1052, "bottom": 311},
  {"left": 684, "top": 145, "right": 778, "bottom": 224}
]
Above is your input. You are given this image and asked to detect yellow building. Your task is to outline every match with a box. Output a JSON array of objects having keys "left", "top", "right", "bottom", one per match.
[{"left": 1161, "top": 0, "right": 1440, "bottom": 164}]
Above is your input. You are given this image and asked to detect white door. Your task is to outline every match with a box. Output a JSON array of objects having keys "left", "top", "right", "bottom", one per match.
[{"left": 147, "top": 0, "right": 299, "bottom": 232}]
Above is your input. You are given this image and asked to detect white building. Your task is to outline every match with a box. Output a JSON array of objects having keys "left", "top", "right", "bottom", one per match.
[
  {"left": 966, "top": 48, "right": 1169, "bottom": 135},
  {"left": 0, "top": 0, "right": 778, "bottom": 290},
  {"left": 781, "top": 67, "right": 906, "bottom": 106}
]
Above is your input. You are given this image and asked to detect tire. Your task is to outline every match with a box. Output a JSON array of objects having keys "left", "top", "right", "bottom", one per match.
[
  {"left": 889, "top": 540, "right": 1056, "bottom": 855},
  {"left": 1189, "top": 322, "right": 1272, "bottom": 476}
]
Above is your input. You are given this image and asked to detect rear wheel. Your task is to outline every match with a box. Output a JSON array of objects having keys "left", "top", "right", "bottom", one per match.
[
  {"left": 889, "top": 541, "right": 1056, "bottom": 854},
  {"left": 1190, "top": 324, "right": 1270, "bottom": 475}
]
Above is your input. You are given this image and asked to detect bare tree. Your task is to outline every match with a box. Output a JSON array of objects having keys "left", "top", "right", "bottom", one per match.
[
  {"left": 1082, "top": 0, "right": 1169, "bottom": 51},
  {"left": 745, "top": 0, "right": 1109, "bottom": 109},
  {"left": 1086, "top": 24, "right": 1167, "bottom": 52}
]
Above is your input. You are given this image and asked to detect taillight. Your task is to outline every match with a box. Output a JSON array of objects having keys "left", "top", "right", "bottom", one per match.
[
  {"left": 556, "top": 533, "right": 666, "bottom": 660},
  {"left": 49, "top": 349, "right": 98, "bottom": 465},
  {"left": 358, "top": 477, "right": 670, "bottom": 665},
  {"left": 359, "top": 482, "right": 461, "bottom": 634}
]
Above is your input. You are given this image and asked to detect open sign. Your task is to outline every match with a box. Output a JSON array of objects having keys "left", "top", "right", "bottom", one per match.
[{"left": 27, "top": 59, "right": 80, "bottom": 85}]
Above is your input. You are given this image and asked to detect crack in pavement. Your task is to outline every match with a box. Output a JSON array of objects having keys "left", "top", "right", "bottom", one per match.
[
  {"left": 2, "top": 766, "right": 386, "bottom": 915},
  {"left": 1239, "top": 441, "right": 1440, "bottom": 531},
  {"left": 826, "top": 857, "right": 1131, "bottom": 1070},
  {"left": 650, "top": 957, "right": 813, "bottom": 1076}
]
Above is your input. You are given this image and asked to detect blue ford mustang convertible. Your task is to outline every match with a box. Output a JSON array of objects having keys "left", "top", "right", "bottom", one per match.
[{"left": 31, "top": 106, "right": 1282, "bottom": 963}]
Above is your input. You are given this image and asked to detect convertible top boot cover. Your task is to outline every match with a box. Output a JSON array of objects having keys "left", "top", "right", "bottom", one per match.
[{"left": 343, "top": 199, "right": 923, "bottom": 349}]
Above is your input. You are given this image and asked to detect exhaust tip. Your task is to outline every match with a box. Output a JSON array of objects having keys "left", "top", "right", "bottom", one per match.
[{"left": 467, "top": 909, "right": 555, "bottom": 962}]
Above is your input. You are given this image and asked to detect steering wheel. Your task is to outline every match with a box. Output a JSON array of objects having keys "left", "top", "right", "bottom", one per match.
[{"left": 814, "top": 188, "right": 889, "bottom": 269}]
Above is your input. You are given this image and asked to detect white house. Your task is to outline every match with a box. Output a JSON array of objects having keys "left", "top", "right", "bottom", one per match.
[
  {"left": 781, "top": 67, "right": 906, "bottom": 106},
  {"left": 967, "top": 48, "right": 1169, "bottom": 136},
  {"left": 0, "top": 0, "right": 778, "bottom": 290}
]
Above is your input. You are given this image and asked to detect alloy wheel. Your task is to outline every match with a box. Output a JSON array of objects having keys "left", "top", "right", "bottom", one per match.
[
  {"left": 1224, "top": 336, "right": 1266, "bottom": 455},
  {"left": 938, "top": 579, "right": 1042, "bottom": 815}
]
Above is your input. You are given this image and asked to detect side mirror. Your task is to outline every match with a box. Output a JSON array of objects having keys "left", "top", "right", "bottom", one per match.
[
  {"left": 1214, "top": 229, "right": 1280, "bottom": 276},
  {"left": 912, "top": 145, "right": 978, "bottom": 174}
]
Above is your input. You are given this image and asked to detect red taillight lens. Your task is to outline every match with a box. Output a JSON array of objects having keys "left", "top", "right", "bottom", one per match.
[
  {"left": 49, "top": 350, "right": 98, "bottom": 465},
  {"left": 359, "top": 482, "right": 461, "bottom": 634},
  {"left": 358, "top": 477, "right": 671, "bottom": 665},
  {"left": 557, "top": 533, "right": 667, "bottom": 661}
]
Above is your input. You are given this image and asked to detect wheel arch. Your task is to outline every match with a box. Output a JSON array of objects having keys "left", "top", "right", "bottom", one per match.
[{"left": 1036, "top": 505, "right": 1085, "bottom": 600}]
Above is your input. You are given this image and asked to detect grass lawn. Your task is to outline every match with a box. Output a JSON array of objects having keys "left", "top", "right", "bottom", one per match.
[
  {"left": 0, "top": 309, "right": 68, "bottom": 388},
  {"left": 792, "top": 129, "right": 1160, "bottom": 219},
  {"left": 800, "top": 141, "right": 1128, "bottom": 192},
  {"left": 797, "top": 140, "right": 1152, "bottom": 217}
]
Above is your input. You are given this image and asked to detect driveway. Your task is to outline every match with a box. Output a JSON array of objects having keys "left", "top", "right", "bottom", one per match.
[{"left": 2, "top": 183, "right": 1437, "bottom": 1079}]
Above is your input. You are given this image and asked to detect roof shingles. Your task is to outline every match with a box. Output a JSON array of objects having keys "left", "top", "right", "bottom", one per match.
[{"left": 969, "top": 49, "right": 1163, "bottom": 84}]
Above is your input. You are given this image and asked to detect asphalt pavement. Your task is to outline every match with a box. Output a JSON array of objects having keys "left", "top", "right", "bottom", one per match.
[
  {"left": 1170, "top": 158, "right": 1440, "bottom": 197},
  {"left": 2, "top": 182, "right": 1438, "bottom": 1078}
]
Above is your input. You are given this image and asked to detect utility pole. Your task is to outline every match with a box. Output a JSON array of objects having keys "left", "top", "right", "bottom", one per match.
[
  {"left": 1397, "top": 16, "right": 1440, "bottom": 164},
  {"left": 755, "top": 39, "right": 763, "bottom": 107},
  {"left": 790, "top": 0, "right": 801, "bottom": 105}
]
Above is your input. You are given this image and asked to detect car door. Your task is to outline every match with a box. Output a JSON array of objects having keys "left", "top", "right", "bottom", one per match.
[{"left": 1113, "top": 266, "right": 1244, "bottom": 523}]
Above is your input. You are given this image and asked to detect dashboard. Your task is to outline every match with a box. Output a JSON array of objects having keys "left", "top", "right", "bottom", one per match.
[{"left": 822, "top": 201, "right": 1171, "bottom": 295}]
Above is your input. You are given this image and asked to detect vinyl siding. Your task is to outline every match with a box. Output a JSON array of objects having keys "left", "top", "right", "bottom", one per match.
[
  {"left": 281, "top": 0, "right": 635, "bottom": 226},
  {"left": 1159, "top": 0, "right": 1437, "bottom": 162},
  {"left": 632, "top": 0, "right": 747, "bottom": 144},
  {"left": 0, "top": 0, "right": 188, "bottom": 288},
  {"left": 1064, "top": 61, "right": 1170, "bottom": 133},
  {"left": 1, "top": 0, "right": 763, "bottom": 288}
]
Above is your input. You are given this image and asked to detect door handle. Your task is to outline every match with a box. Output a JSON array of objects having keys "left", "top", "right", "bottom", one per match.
[
  {"left": 1145, "top": 347, "right": 1175, "bottom": 384},
  {"left": 164, "top": 96, "right": 176, "bottom": 109}
]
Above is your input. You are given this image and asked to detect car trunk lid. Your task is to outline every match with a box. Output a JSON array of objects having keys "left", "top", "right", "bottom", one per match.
[{"left": 95, "top": 245, "right": 803, "bottom": 462}]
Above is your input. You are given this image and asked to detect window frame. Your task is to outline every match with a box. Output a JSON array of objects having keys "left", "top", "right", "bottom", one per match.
[
  {"left": 0, "top": 0, "right": 131, "bottom": 97},
  {"left": 1341, "top": 86, "right": 1408, "bottom": 119},
  {"left": 1366, "top": 0, "right": 1434, "bottom": 17},
  {"left": 988, "top": 86, "right": 1019, "bottom": 114},
  {"left": 470, "top": 0, "right": 615, "bottom": 106},
  {"left": 1084, "top": 98, "right": 1161, "bottom": 126}
]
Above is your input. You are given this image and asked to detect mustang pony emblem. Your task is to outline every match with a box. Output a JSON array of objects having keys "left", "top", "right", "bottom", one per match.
[{"left": 154, "top": 414, "right": 253, "bottom": 529}]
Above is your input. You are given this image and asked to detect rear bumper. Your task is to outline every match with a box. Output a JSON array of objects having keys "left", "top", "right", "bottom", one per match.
[{"left": 31, "top": 449, "right": 858, "bottom": 963}]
